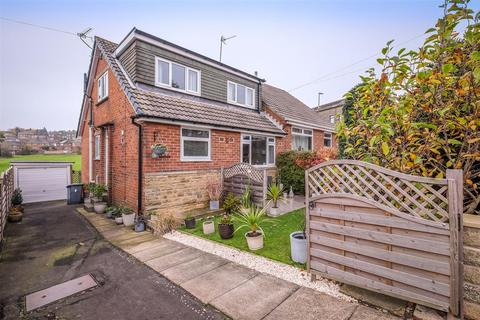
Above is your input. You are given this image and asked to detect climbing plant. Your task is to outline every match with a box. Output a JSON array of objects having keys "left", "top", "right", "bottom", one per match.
[{"left": 337, "top": 0, "right": 480, "bottom": 214}]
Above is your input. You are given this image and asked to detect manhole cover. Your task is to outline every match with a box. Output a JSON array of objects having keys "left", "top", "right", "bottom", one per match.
[{"left": 25, "top": 274, "right": 97, "bottom": 311}]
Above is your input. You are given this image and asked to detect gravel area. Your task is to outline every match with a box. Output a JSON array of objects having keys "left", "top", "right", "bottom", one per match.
[{"left": 164, "top": 230, "right": 353, "bottom": 301}]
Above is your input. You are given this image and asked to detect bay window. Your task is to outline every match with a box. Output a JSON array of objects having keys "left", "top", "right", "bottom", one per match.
[
  {"left": 292, "top": 127, "right": 313, "bottom": 151},
  {"left": 155, "top": 57, "right": 200, "bottom": 94},
  {"left": 181, "top": 128, "right": 210, "bottom": 161},
  {"left": 241, "top": 135, "right": 275, "bottom": 166},
  {"left": 227, "top": 81, "right": 255, "bottom": 108}
]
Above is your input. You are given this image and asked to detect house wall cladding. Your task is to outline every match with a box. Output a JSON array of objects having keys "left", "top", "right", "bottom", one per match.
[
  {"left": 464, "top": 215, "right": 480, "bottom": 319},
  {"left": 144, "top": 169, "right": 220, "bottom": 218},
  {"left": 81, "top": 55, "right": 139, "bottom": 210},
  {"left": 120, "top": 40, "right": 261, "bottom": 109}
]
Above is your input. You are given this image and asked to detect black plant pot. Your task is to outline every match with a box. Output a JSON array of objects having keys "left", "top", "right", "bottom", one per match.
[
  {"left": 184, "top": 218, "right": 196, "bottom": 229},
  {"left": 218, "top": 223, "right": 234, "bottom": 239}
]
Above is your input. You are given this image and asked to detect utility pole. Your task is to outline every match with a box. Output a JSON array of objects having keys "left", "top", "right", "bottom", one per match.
[
  {"left": 317, "top": 92, "right": 324, "bottom": 106},
  {"left": 219, "top": 35, "right": 237, "bottom": 62}
]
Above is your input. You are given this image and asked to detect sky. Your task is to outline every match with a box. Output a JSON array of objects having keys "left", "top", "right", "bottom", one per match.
[{"left": 1, "top": 0, "right": 478, "bottom": 131}]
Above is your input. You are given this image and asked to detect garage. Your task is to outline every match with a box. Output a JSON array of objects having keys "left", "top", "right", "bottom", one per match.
[{"left": 12, "top": 162, "right": 72, "bottom": 203}]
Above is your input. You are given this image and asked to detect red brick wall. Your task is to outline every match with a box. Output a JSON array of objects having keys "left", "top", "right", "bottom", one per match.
[
  {"left": 80, "top": 54, "right": 139, "bottom": 210},
  {"left": 142, "top": 122, "right": 241, "bottom": 173}
]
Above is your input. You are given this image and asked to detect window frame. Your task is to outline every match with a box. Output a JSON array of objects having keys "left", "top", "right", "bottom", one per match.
[
  {"left": 329, "top": 115, "right": 335, "bottom": 124},
  {"left": 291, "top": 126, "right": 313, "bottom": 151},
  {"left": 97, "top": 71, "right": 108, "bottom": 102},
  {"left": 227, "top": 81, "right": 255, "bottom": 109},
  {"left": 324, "top": 132, "right": 333, "bottom": 148},
  {"left": 94, "top": 135, "right": 101, "bottom": 160},
  {"left": 241, "top": 134, "right": 275, "bottom": 167},
  {"left": 154, "top": 57, "right": 201, "bottom": 95},
  {"left": 180, "top": 127, "right": 211, "bottom": 162}
]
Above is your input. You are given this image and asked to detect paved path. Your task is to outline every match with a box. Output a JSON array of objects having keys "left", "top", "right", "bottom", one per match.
[
  {"left": 79, "top": 208, "right": 401, "bottom": 320},
  {"left": 0, "top": 202, "right": 225, "bottom": 320}
]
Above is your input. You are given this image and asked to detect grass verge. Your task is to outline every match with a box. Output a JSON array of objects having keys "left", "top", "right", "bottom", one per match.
[{"left": 179, "top": 208, "right": 306, "bottom": 268}]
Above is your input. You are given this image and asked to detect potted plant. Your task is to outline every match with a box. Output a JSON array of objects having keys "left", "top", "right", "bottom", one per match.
[
  {"left": 240, "top": 185, "right": 253, "bottom": 208},
  {"left": 151, "top": 143, "right": 167, "bottom": 158},
  {"left": 222, "top": 192, "right": 240, "bottom": 215},
  {"left": 92, "top": 183, "right": 107, "bottom": 203},
  {"left": 290, "top": 216, "right": 307, "bottom": 264},
  {"left": 105, "top": 206, "right": 116, "bottom": 219},
  {"left": 206, "top": 178, "right": 222, "bottom": 210},
  {"left": 85, "top": 182, "right": 96, "bottom": 204},
  {"left": 135, "top": 215, "right": 146, "bottom": 232},
  {"left": 184, "top": 214, "right": 196, "bottom": 229},
  {"left": 202, "top": 216, "right": 215, "bottom": 235},
  {"left": 266, "top": 182, "right": 284, "bottom": 217},
  {"left": 112, "top": 210, "right": 123, "bottom": 225},
  {"left": 118, "top": 205, "right": 135, "bottom": 226},
  {"left": 234, "top": 205, "right": 270, "bottom": 251},
  {"left": 218, "top": 214, "right": 234, "bottom": 239},
  {"left": 8, "top": 188, "right": 23, "bottom": 223}
]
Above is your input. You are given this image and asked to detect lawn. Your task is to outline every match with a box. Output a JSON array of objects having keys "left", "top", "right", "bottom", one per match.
[
  {"left": 179, "top": 208, "right": 306, "bottom": 268},
  {"left": 0, "top": 154, "right": 82, "bottom": 173}
]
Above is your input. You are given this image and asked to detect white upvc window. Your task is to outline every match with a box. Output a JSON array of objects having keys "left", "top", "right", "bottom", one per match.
[
  {"left": 329, "top": 115, "right": 335, "bottom": 124},
  {"left": 324, "top": 132, "right": 333, "bottom": 147},
  {"left": 155, "top": 57, "right": 200, "bottom": 94},
  {"left": 181, "top": 127, "right": 211, "bottom": 161},
  {"left": 227, "top": 81, "right": 255, "bottom": 108},
  {"left": 292, "top": 127, "right": 313, "bottom": 151},
  {"left": 241, "top": 134, "right": 275, "bottom": 166},
  {"left": 94, "top": 135, "right": 101, "bottom": 160},
  {"left": 97, "top": 72, "right": 108, "bottom": 101}
]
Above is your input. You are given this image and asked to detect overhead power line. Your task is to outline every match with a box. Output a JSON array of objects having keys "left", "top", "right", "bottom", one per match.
[{"left": 288, "top": 32, "right": 427, "bottom": 92}]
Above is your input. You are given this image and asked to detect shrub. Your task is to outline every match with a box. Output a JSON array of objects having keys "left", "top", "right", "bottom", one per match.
[
  {"left": 11, "top": 188, "right": 23, "bottom": 206},
  {"left": 222, "top": 192, "right": 241, "bottom": 214},
  {"left": 277, "top": 148, "right": 337, "bottom": 194}
]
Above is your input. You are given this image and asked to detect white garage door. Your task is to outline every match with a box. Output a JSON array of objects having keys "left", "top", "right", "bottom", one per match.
[{"left": 14, "top": 164, "right": 71, "bottom": 203}]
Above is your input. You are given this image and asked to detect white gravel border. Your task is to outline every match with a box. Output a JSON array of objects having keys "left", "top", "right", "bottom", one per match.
[{"left": 164, "top": 230, "right": 353, "bottom": 301}]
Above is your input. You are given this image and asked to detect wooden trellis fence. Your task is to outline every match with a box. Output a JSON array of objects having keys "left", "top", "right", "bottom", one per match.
[
  {"left": 221, "top": 163, "right": 268, "bottom": 206},
  {"left": 0, "top": 167, "right": 14, "bottom": 249},
  {"left": 306, "top": 160, "right": 463, "bottom": 317}
]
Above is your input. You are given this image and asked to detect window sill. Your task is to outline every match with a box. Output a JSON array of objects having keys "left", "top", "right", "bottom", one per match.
[
  {"left": 96, "top": 97, "right": 109, "bottom": 106},
  {"left": 180, "top": 158, "right": 212, "bottom": 162},
  {"left": 94, "top": 158, "right": 101, "bottom": 161}
]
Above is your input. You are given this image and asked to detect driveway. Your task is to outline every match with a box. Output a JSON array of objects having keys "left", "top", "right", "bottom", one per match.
[{"left": 0, "top": 201, "right": 225, "bottom": 320}]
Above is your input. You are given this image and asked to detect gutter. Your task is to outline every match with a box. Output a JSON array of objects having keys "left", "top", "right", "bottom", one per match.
[{"left": 131, "top": 116, "right": 143, "bottom": 215}]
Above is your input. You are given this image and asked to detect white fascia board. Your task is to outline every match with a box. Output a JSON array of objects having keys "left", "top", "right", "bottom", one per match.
[
  {"left": 135, "top": 117, "right": 286, "bottom": 137},
  {"left": 114, "top": 31, "right": 260, "bottom": 84}
]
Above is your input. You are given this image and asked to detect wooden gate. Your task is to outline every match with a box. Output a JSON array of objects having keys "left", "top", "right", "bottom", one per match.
[
  {"left": 222, "top": 163, "right": 268, "bottom": 206},
  {"left": 305, "top": 160, "right": 463, "bottom": 316}
]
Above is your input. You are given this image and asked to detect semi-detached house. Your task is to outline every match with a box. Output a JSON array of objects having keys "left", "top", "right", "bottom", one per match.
[{"left": 77, "top": 28, "right": 335, "bottom": 217}]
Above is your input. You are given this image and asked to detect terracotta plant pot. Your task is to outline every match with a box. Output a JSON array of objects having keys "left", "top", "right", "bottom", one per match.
[
  {"left": 123, "top": 213, "right": 135, "bottom": 226},
  {"left": 94, "top": 202, "right": 107, "bottom": 214},
  {"left": 203, "top": 221, "right": 215, "bottom": 235},
  {"left": 218, "top": 223, "right": 234, "bottom": 239},
  {"left": 7, "top": 211, "right": 23, "bottom": 223},
  {"left": 184, "top": 217, "right": 196, "bottom": 229},
  {"left": 245, "top": 231, "right": 263, "bottom": 250}
]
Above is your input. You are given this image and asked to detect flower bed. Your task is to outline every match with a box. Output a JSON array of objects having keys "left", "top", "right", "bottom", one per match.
[{"left": 179, "top": 208, "right": 306, "bottom": 268}]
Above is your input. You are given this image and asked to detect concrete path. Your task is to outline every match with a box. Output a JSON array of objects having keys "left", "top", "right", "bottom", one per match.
[
  {"left": 79, "top": 208, "right": 401, "bottom": 320},
  {"left": 0, "top": 202, "right": 225, "bottom": 320}
]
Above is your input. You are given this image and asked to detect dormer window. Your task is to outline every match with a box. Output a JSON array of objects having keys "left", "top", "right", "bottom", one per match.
[
  {"left": 155, "top": 57, "right": 200, "bottom": 94},
  {"left": 97, "top": 72, "right": 108, "bottom": 102},
  {"left": 227, "top": 81, "right": 255, "bottom": 108}
]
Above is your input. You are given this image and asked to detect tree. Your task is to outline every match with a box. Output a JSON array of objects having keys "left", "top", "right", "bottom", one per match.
[{"left": 338, "top": 0, "right": 480, "bottom": 214}]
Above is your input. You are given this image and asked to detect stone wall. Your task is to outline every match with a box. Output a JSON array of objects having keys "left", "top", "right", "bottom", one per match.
[
  {"left": 464, "top": 214, "right": 480, "bottom": 319},
  {"left": 144, "top": 169, "right": 221, "bottom": 218}
]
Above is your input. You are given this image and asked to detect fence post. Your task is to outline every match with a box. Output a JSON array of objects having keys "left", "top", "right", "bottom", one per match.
[
  {"left": 446, "top": 169, "right": 464, "bottom": 318},
  {"left": 262, "top": 169, "right": 268, "bottom": 207},
  {"left": 305, "top": 168, "right": 311, "bottom": 275}
]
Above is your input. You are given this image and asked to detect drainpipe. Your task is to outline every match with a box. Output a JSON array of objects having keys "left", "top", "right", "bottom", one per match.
[
  {"left": 88, "top": 97, "right": 93, "bottom": 182},
  {"left": 131, "top": 116, "right": 143, "bottom": 215},
  {"left": 104, "top": 127, "right": 109, "bottom": 186}
]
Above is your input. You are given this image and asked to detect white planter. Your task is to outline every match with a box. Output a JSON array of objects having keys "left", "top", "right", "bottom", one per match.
[
  {"left": 268, "top": 206, "right": 280, "bottom": 217},
  {"left": 84, "top": 197, "right": 92, "bottom": 205},
  {"left": 94, "top": 202, "right": 107, "bottom": 214},
  {"left": 203, "top": 221, "right": 215, "bottom": 235},
  {"left": 290, "top": 231, "right": 307, "bottom": 263},
  {"left": 115, "top": 216, "right": 123, "bottom": 224},
  {"left": 209, "top": 200, "right": 219, "bottom": 210},
  {"left": 245, "top": 232, "right": 263, "bottom": 251},
  {"left": 123, "top": 213, "right": 135, "bottom": 226}
]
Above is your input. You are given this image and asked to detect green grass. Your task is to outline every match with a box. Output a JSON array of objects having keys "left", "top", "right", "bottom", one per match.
[
  {"left": 0, "top": 154, "right": 82, "bottom": 173},
  {"left": 180, "top": 208, "right": 306, "bottom": 268}
]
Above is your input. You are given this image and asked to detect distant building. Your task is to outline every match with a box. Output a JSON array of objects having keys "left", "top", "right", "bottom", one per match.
[{"left": 314, "top": 99, "right": 344, "bottom": 125}]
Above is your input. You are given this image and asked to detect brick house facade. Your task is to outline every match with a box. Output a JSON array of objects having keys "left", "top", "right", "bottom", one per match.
[{"left": 78, "top": 28, "right": 335, "bottom": 218}]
